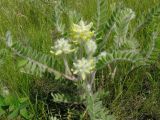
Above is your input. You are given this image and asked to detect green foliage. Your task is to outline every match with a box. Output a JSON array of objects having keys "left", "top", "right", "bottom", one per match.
[
  {"left": 146, "top": 32, "right": 160, "bottom": 64},
  {"left": 96, "top": 50, "right": 144, "bottom": 70},
  {"left": 86, "top": 91, "right": 115, "bottom": 120},
  {"left": 94, "top": 0, "right": 120, "bottom": 47},
  {"left": 51, "top": 93, "right": 69, "bottom": 103},
  {"left": 93, "top": 0, "right": 108, "bottom": 32},
  {"left": 11, "top": 41, "right": 55, "bottom": 77},
  {"left": 113, "top": 8, "right": 135, "bottom": 49},
  {"left": 0, "top": 95, "right": 31, "bottom": 119},
  {"left": 0, "top": 49, "right": 6, "bottom": 67},
  {"left": 135, "top": 3, "right": 160, "bottom": 34}
]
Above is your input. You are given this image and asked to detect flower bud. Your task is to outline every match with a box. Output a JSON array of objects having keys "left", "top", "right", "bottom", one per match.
[{"left": 85, "top": 40, "right": 97, "bottom": 56}]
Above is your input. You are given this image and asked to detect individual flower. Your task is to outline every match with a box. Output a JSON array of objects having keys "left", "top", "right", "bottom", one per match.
[
  {"left": 71, "top": 20, "right": 94, "bottom": 42},
  {"left": 50, "top": 38, "right": 73, "bottom": 55},
  {"left": 73, "top": 58, "right": 95, "bottom": 80},
  {"left": 85, "top": 40, "right": 97, "bottom": 56}
]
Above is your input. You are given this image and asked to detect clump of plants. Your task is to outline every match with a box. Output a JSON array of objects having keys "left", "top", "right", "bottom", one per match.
[
  {"left": 1, "top": 0, "right": 160, "bottom": 119},
  {"left": 0, "top": 87, "right": 32, "bottom": 119}
]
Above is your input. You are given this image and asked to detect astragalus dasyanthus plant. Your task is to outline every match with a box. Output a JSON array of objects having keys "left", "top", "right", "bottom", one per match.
[{"left": 4, "top": 0, "right": 160, "bottom": 119}]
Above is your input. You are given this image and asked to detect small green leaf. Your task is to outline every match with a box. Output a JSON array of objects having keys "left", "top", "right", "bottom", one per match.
[
  {"left": 18, "top": 59, "right": 28, "bottom": 68},
  {"left": 19, "top": 97, "right": 28, "bottom": 103},
  {"left": 20, "top": 108, "right": 29, "bottom": 119}
]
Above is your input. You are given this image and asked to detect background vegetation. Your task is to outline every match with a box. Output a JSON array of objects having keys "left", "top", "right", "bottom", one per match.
[{"left": 0, "top": 0, "right": 160, "bottom": 119}]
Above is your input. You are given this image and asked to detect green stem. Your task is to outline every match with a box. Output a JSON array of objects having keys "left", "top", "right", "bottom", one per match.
[{"left": 63, "top": 55, "right": 72, "bottom": 76}]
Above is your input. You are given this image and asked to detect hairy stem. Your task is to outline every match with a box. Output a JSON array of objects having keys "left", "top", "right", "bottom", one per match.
[{"left": 63, "top": 55, "right": 72, "bottom": 76}]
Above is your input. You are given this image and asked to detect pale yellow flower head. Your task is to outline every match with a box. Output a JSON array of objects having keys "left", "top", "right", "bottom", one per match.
[
  {"left": 73, "top": 58, "right": 95, "bottom": 80},
  {"left": 71, "top": 20, "right": 94, "bottom": 42}
]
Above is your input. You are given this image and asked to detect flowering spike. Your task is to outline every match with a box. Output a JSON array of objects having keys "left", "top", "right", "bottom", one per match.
[
  {"left": 73, "top": 58, "right": 95, "bottom": 80},
  {"left": 71, "top": 20, "right": 94, "bottom": 42}
]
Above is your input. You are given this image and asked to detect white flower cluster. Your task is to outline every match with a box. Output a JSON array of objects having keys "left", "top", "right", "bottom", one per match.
[
  {"left": 50, "top": 38, "right": 73, "bottom": 55},
  {"left": 50, "top": 20, "right": 107, "bottom": 81},
  {"left": 73, "top": 58, "right": 95, "bottom": 80},
  {"left": 71, "top": 20, "right": 97, "bottom": 80}
]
